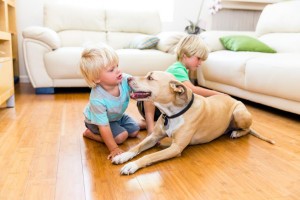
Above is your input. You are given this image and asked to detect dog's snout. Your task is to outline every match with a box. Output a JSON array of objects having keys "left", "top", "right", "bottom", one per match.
[{"left": 128, "top": 77, "right": 137, "bottom": 87}]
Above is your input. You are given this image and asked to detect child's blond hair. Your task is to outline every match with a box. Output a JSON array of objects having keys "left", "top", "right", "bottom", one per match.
[
  {"left": 80, "top": 45, "right": 119, "bottom": 88},
  {"left": 175, "top": 35, "right": 209, "bottom": 62}
]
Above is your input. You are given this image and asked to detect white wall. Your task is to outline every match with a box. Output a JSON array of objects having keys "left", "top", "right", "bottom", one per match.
[{"left": 16, "top": 0, "right": 212, "bottom": 83}]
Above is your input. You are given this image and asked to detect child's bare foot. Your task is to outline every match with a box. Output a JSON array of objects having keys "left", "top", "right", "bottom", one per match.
[{"left": 83, "top": 129, "right": 103, "bottom": 142}]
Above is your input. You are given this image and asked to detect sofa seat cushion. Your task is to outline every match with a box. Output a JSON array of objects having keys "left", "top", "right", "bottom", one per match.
[
  {"left": 201, "top": 51, "right": 264, "bottom": 89},
  {"left": 45, "top": 47, "right": 83, "bottom": 79},
  {"left": 116, "top": 49, "right": 176, "bottom": 76},
  {"left": 245, "top": 53, "right": 300, "bottom": 102},
  {"left": 259, "top": 33, "right": 300, "bottom": 53},
  {"left": 44, "top": 48, "right": 176, "bottom": 79}
]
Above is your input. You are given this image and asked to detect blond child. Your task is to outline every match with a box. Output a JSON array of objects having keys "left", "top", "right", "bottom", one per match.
[
  {"left": 80, "top": 45, "right": 141, "bottom": 160},
  {"left": 139, "top": 35, "right": 224, "bottom": 134}
]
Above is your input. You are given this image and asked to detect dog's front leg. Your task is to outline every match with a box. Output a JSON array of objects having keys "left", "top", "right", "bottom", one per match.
[
  {"left": 112, "top": 129, "right": 165, "bottom": 165},
  {"left": 120, "top": 142, "right": 186, "bottom": 175}
]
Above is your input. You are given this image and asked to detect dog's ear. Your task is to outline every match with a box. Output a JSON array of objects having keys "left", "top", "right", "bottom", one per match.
[
  {"left": 169, "top": 81, "right": 185, "bottom": 94},
  {"left": 169, "top": 81, "right": 188, "bottom": 104}
]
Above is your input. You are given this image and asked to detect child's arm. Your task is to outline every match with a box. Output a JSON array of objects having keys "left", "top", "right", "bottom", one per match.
[
  {"left": 98, "top": 125, "right": 124, "bottom": 160},
  {"left": 182, "top": 81, "right": 224, "bottom": 97}
]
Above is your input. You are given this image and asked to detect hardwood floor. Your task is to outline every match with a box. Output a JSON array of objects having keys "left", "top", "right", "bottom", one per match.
[{"left": 0, "top": 83, "right": 299, "bottom": 200}]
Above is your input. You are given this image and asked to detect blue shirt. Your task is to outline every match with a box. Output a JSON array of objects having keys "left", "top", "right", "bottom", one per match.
[{"left": 84, "top": 73, "right": 131, "bottom": 125}]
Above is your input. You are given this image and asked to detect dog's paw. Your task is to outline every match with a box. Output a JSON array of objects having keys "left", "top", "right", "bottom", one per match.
[
  {"left": 230, "top": 131, "right": 240, "bottom": 138},
  {"left": 120, "top": 162, "right": 139, "bottom": 175},
  {"left": 112, "top": 152, "right": 136, "bottom": 164}
]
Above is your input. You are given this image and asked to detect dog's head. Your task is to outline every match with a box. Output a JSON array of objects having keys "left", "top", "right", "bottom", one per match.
[{"left": 128, "top": 71, "right": 192, "bottom": 106}]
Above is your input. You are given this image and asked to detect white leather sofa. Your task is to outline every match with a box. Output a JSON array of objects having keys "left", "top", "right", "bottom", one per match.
[
  {"left": 22, "top": 3, "right": 183, "bottom": 94},
  {"left": 197, "top": 1, "right": 300, "bottom": 115}
]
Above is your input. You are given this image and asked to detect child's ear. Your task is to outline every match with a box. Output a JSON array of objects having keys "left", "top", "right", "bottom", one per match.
[{"left": 94, "top": 78, "right": 101, "bottom": 84}]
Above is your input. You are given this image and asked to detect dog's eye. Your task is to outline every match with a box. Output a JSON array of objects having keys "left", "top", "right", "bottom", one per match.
[{"left": 147, "top": 76, "right": 154, "bottom": 81}]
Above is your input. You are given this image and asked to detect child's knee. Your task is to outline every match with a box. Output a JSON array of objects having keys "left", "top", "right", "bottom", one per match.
[
  {"left": 129, "top": 130, "right": 139, "bottom": 138},
  {"left": 115, "top": 131, "right": 128, "bottom": 144}
]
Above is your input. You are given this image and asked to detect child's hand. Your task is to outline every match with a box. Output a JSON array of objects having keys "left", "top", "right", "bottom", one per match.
[{"left": 107, "top": 147, "right": 124, "bottom": 160}]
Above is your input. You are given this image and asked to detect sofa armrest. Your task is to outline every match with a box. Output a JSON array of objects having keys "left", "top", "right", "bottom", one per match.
[
  {"left": 156, "top": 31, "right": 187, "bottom": 54},
  {"left": 200, "top": 31, "right": 256, "bottom": 52},
  {"left": 22, "top": 26, "right": 61, "bottom": 49}
]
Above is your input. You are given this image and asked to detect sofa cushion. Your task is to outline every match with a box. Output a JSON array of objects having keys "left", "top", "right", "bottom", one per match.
[
  {"left": 106, "top": 10, "right": 161, "bottom": 35},
  {"left": 45, "top": 47, "right": 83, "bottom": 79},
  {"left": 200, "top": 51, "right": 264, "bottom": 89},
  {"left": 107, "top": 32, "right": 146, "bottom": 50},
  {"left": 128, "top": 35, "right": 159, "bottom": 49},
  {"left": 245, "top": 53, "right": 300, "bottom": 102},
  {"left": 44, "top": 48, "right": 176, "bottom": 79},
  {"left": 220, "top": 35, "right": 276, "bottom": 53},
  {"left": 156, "top": 31, "right": 187, "bottom": 53},
  {"left": 200, "top": 31, "right": 256, "bottom": 52},
  {"left": 58, "top": 30, "right": 106, "bottom": 47},
  {"left": 116, "top": 49, "right": 176, "bottom": 76},
  {"left": 44, "top": 3, "right": 106, "bottom": 32},
  {"left": 259, "top": 33, "right": 300, "bottom": 53},
  {"left": 256, "top": 1, "right": 300, "bottom": 36}
]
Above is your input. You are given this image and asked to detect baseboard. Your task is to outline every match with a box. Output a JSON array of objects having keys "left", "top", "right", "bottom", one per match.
[{"left": 19, "top": 75, "right": 30, "bottom": 83}]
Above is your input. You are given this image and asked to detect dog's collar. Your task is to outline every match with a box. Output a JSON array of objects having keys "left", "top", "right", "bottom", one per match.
[{"left": 162, "top": 93, "right": 194, "bottom": 127}]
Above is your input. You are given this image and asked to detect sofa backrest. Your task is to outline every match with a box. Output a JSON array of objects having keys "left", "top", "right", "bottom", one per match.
[
  {"left": 43, "top": 3, "right": 161, "bottom": 49},
  {"left": 256, "top": 1, "right": 300, "bottom": 36},
  {"left": 256, "top": 1, "right": 300, "bottom": 53},
  {"left": 44, "top": 3, "right": 106, "bottom": 32}
]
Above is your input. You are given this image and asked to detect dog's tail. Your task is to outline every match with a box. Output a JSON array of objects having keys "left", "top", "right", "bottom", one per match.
[{"left": 249, "top": 129, "right": 275, "bottom": 144}]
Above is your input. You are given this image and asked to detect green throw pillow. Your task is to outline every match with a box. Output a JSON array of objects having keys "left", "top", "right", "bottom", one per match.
[
  {"left": 220, "top": 35, "right": 276, "bottom": 53},
  {"left": 128, "top": 35, "right": 159, "bottom": 50}
]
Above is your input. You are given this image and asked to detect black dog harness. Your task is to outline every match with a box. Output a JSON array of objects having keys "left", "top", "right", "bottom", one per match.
[{"left": 162, "top": 93, "right": 195, "bottom": 128}]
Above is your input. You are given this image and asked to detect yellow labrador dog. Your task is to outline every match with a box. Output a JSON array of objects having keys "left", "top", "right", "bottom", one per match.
[{"left": 112, "top": 71, "right": 274, "bottom": 175}]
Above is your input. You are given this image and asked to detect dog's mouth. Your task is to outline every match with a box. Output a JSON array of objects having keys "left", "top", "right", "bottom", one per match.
[{"left": 130, "top": 91, "right": 152, "bottom": 100}]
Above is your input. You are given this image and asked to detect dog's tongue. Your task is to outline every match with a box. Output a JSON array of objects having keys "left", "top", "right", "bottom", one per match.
[
  {"left": 130, "top": 92, "right": 137, "bottom": 99},
  {"left": 130, "top": 92, "right": 151, "bottom": 99}
]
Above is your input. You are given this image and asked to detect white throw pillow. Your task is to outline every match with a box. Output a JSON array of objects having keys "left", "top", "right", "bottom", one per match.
[{"left": 156, "top": 32, "right": 187, "bottom": 53}]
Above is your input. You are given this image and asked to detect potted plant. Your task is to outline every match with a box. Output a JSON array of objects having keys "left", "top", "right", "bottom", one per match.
[
  {"left": 185, "top": 19, "right": 205, "bottom": 35},
  {"left": 185, "top": 0, "right": 222, "bottom": 35}
]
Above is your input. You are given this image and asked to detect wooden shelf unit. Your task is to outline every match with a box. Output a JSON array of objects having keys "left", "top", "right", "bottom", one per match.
[{"left": 0, "top": 0, "right": 16, "bottom": 107}]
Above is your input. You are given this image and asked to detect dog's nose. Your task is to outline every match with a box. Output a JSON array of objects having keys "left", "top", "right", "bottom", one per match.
[{"left": 128, "top": 77, "right": 135, "bottom": 83}]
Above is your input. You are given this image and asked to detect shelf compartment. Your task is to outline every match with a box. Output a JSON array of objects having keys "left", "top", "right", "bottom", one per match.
[{"left": 0, "top": 59, "right": 14, "bottom": 106}]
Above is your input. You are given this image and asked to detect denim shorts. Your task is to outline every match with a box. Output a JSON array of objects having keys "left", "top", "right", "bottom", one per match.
[{"left": 85, "top": 114, "right": 140, "bottom": 138}]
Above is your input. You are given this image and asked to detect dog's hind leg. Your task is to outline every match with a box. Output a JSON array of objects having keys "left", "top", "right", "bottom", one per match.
[
  {"left": 230, "top": 129, "right": 250, "bottom": 138},
  {"left": 230, "top": 103, "right": 252, "bottom": 139},
  {"left": 230, "top": 103, "right": 275, "bottom": 144}
]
